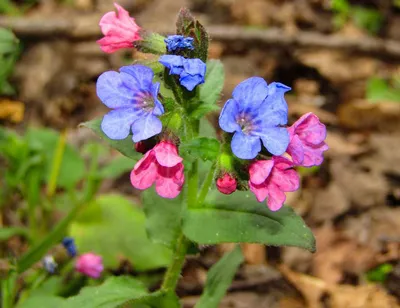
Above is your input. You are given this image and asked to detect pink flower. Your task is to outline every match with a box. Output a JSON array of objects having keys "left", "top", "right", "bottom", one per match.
[
  {"left": 130, "top": 141, "right": 184, "bottom": 198},
  {"left": 286, "top": 112, "right": 328, "bottom": 167},
  {"left": 216, "top": 173, "right": 237, "bottom": 195},
  {"left": 249, "top": 156, "right": 300, "bottom": 211},
  {"left": 97, "top": 3, "right": 141, "bottom": 53},
  {"left": 75, "top": 253, "right": 104, "bottom": 279}
]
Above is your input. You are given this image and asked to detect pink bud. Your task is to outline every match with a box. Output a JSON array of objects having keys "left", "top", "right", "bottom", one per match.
[
  {"left": 135, "top": 141, "right": 147, "bottom": 154},
  {"left": 97, "top": 3, "right": 141, "bottom": 53},
  {"left": 216, "top": 173, "right": 237, "bottom": 195},
  {"left": 75, "top": 253, "right": 104, "bottom": 279}
]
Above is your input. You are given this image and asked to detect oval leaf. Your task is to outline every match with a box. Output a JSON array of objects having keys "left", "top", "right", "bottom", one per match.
[{"left": 183, "top": 191, "right": 316, "bottom": 252}]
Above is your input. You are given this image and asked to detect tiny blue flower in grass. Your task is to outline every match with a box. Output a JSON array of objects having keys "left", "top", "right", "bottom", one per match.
[
  {"left": 165, "top": 35, "right": 194, "bottom": 52},
  {"left": 219, "top": 77, "right": 290, "bottom": 159},
  {"left": 62, "top": 237, "right": 77, "bottom": 257},
  {"left": 96, "top": 64, "right": 164, "bottom": 142},
  {"left": 43, "top": 255, "right": 57, "bottom": 274},
  {"left": 159, "top": 55, "right": 206, "bottom": 91}
]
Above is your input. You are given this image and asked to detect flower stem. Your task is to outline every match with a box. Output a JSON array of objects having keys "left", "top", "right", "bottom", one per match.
[
  {"left": 197, "top": 164, "right": 216, "bottom": 207},
  {"left": 160, "top": 233, "right": 190, "bottom": 292}
]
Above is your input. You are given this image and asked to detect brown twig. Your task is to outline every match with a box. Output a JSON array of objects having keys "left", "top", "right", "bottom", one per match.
[{"left": 2, "top": 15, "right": 400, "bottom": 58}]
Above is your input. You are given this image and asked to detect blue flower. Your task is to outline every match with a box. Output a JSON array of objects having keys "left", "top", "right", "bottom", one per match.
[
  {"left": 164, "top": 35, "right": 194, "bottom": 52},
  {"left": 96, "top": 64, "right": 164, "bottom": 142},
  {"left": 219, "top": 77, "right": 290, "bottom": 159},
  {"left": 159, "top": 55, "right": 206, "bottom": 91},
  {"left": 62, "top": 237, "right": 77, "bottom": 257}
]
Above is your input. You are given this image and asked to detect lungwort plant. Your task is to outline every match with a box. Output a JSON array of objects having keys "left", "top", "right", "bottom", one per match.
[{"left": 3, "top": 4, "right": 328, "bottom": 308}]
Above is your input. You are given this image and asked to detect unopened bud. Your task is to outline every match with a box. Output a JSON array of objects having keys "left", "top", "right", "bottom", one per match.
[{"left": 216, "top": 173, "right": 237, "bottom": 195}]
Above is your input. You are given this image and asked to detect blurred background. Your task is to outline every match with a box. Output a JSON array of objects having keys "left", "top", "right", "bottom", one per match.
[{"left": 1, "top": 0, "right": 400, "bottom": 307}]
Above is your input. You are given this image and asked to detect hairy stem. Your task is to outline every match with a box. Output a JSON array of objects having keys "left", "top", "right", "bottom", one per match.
[{"left": 197, "top": 164, "right": 216, "bottom": 207}]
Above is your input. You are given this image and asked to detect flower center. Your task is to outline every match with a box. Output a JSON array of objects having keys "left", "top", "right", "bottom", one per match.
[
  {"left": 135, "top": 92, "right": 155, "bottom": 112},
  {"left": 236, "top": 113, "right": 253, "bottom": 134}
]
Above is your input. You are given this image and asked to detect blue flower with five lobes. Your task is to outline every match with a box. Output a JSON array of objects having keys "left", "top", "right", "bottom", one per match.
[
  {"left": 96, "top": 64, "right": 164, "bottom": 142},
  {"left": 164, "top": 35, "right": 194, "bottom": 52},
  {"left": 219, "top": 77, "right": 290, "bottom": 159},
  {"left": 159, "top": 55, "right": 206, "bottom": 91}
]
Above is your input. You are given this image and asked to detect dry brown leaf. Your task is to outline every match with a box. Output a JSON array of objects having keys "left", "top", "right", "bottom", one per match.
[
  {"left": 338, "top": 100, "right": 400, "bottom": 132},
  {"left": 295, "top": 50, "right": 380, "bottom": 84},
  {"left": 0, "top": 100, "right": 24, "bottom": 123},
  {"left": 279, "top": 264, "right": 327, "bottom": 308},
  {"left": 241, "top": 243, "right": 266, "bottom": 265},
  {"left": 329, "top": 284, "right": 400, "bottom": 308}
]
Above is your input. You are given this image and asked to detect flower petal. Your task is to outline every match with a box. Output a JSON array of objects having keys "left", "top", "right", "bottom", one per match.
[
  {"left": 263, "top": 82, "right": 290, "bottom": 124},
  {"left": 291, "top": 112, "right": 327, "bottom": 145},
  {"left": 219, "top": 99, "right": 240, "bottom": 133},
  {"left": 96, "top": 71, "right": 134, "bottom": 109},
  {"left": 155, "top": 164, "right": 184, "bottom": 198},
  {"left": 101, "top": 108, "right": 138, "bottom": 139},
  {"left": 249, "top": 181, "right": 269, "bottom": 202},
  {"left": 302, "top": 142, "right": 329, "bottom": 167},
  {"left": 266, "top": 183, "right": 286, "bottom": 211},
  {"left": 249, "top": 160, "right": 274, "bottom": 185},
  {"left": 120, "top": 65, "right": 154, "bottom": 91},
  {"left": 130, "top": 151, "right": 157, "bottom": 190},
  {"left": 232, "top": 77, "right": 269, "bottom": 109},
  {"left": 159, "top": 55, "right": 184, "bottom": 75},
  {"left": 151, "top": 83, "right": 164, "bottom": 116},
  {"left": 131, "top": 114, "right": 162, "bottom": 142},
  {"left": 231, "top": 132, "right": 261, "bottom": 159},
  {"left": 259, "top": 127, "right": 290, "bottom": 156},
  {"left": 286, "top": 134, "right": 305, "bottom": 165},
  {"left": 154, "top": 142, "right": 183, "bottom": 167},
  {"left": 271, "top": 168, "right": 300, "bottom": 192},
  {"left": 179, "top": 73, "right": 204, "bottom": 91}
]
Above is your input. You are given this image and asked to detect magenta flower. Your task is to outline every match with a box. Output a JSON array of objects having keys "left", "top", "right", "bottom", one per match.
[
  {"left": 216, "top": 173, "right": 237, "bottom": 195},
  {"left": 249, "top": 156, "right": 299, "bottom": 211},
  {"left": 75, "top": 253, "right": 104, "bottom": 279},
  {"left": 286, "top": 112, "right": 328, "bottom": 167},
  {"left": 97, "top": 3, "right": 141, "bottom": 53},
  {"left": 130, "top": 141, "right": 184, "bottom": 198}
]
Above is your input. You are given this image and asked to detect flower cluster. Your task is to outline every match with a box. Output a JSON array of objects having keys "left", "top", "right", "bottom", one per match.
[
  {"left": 95, "top": 3, "right": 328, "bottom": 211},
  {"left": 217, "top": 78, "right": 328, "bottom": 210}
]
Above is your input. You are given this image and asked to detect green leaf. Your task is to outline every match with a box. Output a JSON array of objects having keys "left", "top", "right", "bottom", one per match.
[
  {"left": 183, "top": 191, "right": 316, "bottom": 252},
  {"left": 190, "top": 60, "right": 224, "bottom": 119},
  {"left": 366, "top": 77, "right": 400, "bottom": 103},
  {"left": 0, "top": 28, "right": 18, "bottom": 55},
  {"left": 17, "top": 295, "right": 66, "bottom": 308},
  {"left": 98, "top": 156, "right": 133, "bottom": 179},
  {"left": 81, "top": 118, "right": 141, "bottom": 161},
  {"left": 0, "top": 226, "right": 29, "bottom": 241},
  {"left": 66, "top": 276, "right": 147, "bottom": 308},
  {"left": 25, "top": 128, "right": 85, "bottom": 188},
  {"left": 180, "top": 137, "right": 220, "bottom": 162},
  {"left": 122, "top": 290, "right": 180, "bottom": 308},
  {"left": 199, "top": 118, "right": 217, "bottom": 138},
  {"left": 351, "top": 6, "right": 383, "bottom": 34},
  {"left": 70, "top": 194, "right": 171, "bottom": 271},
  {"left": 195, "top": 245, "right": 243, "bottom": 308},
  {"left": 366, "top": 263, "right": 393, "bottom": 282},
  {"left": 142, "top": 187, "right": 184, "bottom": 248}
]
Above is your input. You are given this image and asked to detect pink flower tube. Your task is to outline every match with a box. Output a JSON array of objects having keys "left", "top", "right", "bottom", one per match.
[
  {"left": 97, "top": 3, "right": 141, "bottom": 53},
  {"left": 130, "top": 141, "right": 185, "bottom": 198}
]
